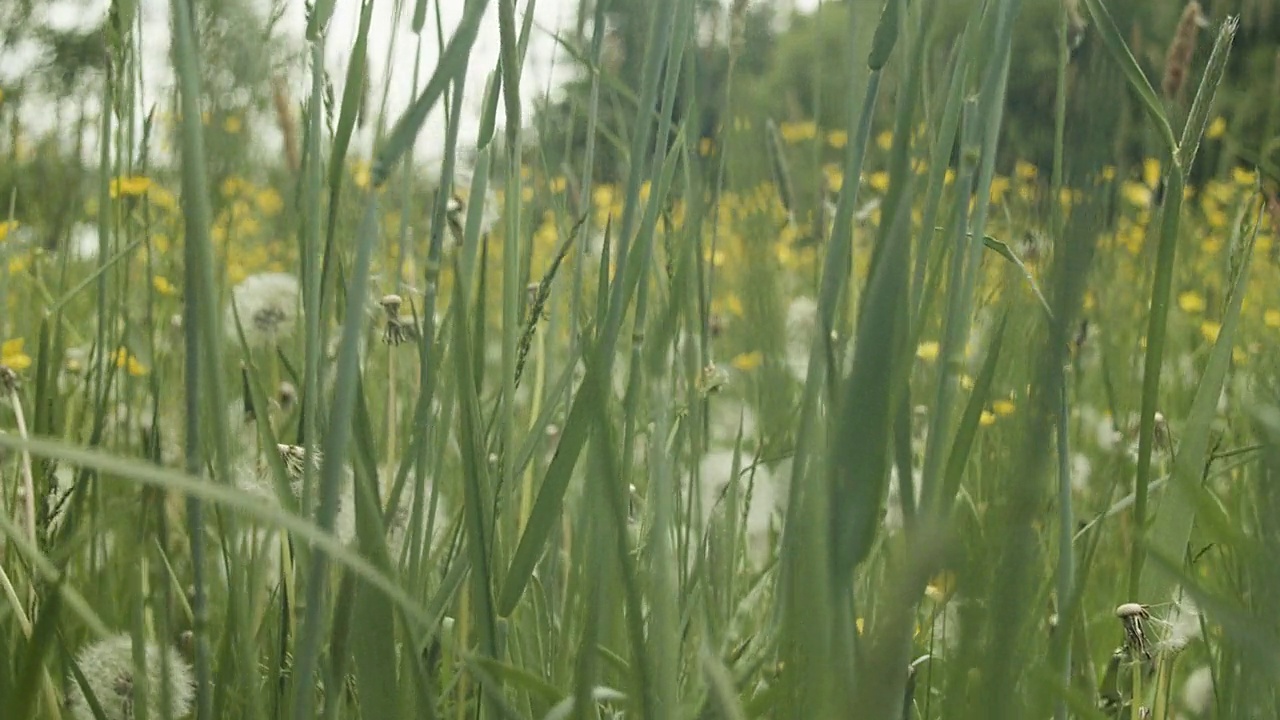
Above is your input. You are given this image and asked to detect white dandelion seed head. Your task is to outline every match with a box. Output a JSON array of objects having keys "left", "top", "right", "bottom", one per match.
[
  {"left": 226, "top": 272, "right": 300, "bottom": 348},
  {"left": 784, "top": 296, "right": 818, "bottom": 382},
  {"left": 66, "top": 634, "right": 193, "bottom": 720},
  {"left": 1070, "top": 452, "right": 1093, "bottom": 495},
  {"left": 1181, "top": 665, "right": 1214, "bottom": 715},
  {"left": 1161, "top": 591, "right": 1202, "bottom": 652}
]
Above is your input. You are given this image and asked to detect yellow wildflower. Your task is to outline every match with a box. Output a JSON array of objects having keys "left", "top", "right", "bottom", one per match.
[
  {"left": 1121, "top": 182, "right": 1153, "bottom": 208},
  {"left": 1265, "top": 309, "right": 1280, "bottom": 329},
  {"left": 109, "top": 175, "right": 153, "bottom": 199},
  {"left": 1142, "top": 158, "right": 1161, "bottom": 189},
  {"left": 1231, "top": 166, "right": 1257, "bottom": 186},
  {"left": 731, "top": 351, "right": 764, "bottom": 372},
  {"left": 868, "top": 172, "right": 890, "bottom": 193},
  {"left": 153, "top": 275, "right": 177, "bottom": 296},
  {"left": 114, "top": 347, "right": 148, "bottom": 376},
  {"left": 223, "top": 115, "right": 243, "bottom": 134},
  {"left": 992, "top": 399, "right": 1016, "bottom": 417},
  {"left": 989, "top": 176, "right": 1011, "bottom": 204},
  {"left": 779, "top": 121, "right": 817, "bottom": 143},
  {"left": 1178, "top": 291, "right": 1206, "bottom": 314},
  {"left": 827, "top": 130, "right": 848, "bottom": 149},
  {"left": 1206, "top": 116, "right": 1226, "bottom": 140},
  {"left": 979, "top": 410, "right": 997, "bottom": 427},
  {"left": 1199, "top": 320, "right": 1222, "bottom": 343},
  {"left": 875, "top": 131, "right": 893, "bottom": 150},
  {"left": 255, "top": 188, "right": 284, "bottom": 216},
  {"left": 1101, "top": 165, "right": 1117, "bottom": 181},
  {"left": 1015, "top": 161, "right": 1038, "bottom": 181},
  {"left": 353, "top": 162, "right": 371, "bottom": 190},
  {"left": 823, "top": 164, "right": 844, "bottom": 192},
  {"left": 916, "top": 341, "right": 940, "bottom": 362},
  {"left": 699, "top": 137, "right": 714, "bottom": 156},
  {"left": 0, "top": 220, "right": 17, "bottom": 242},
  {"left": 1, "top": 338, "right": 32, "bottom": 371},
  {"left": 550, "top": 176, "right": 567, "bottom": 193}
]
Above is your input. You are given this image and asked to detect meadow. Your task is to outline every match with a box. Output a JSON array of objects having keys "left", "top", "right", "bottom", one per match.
[{"left": 2, "top": 0, "right": 1280, "bottom": 718}]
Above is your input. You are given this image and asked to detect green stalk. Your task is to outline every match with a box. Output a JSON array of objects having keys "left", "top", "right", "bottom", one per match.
[{"left": 169, "top": 0, "right": 236, "bottom": 716}]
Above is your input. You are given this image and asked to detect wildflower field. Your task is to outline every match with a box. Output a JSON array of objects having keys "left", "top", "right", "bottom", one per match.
[{"left": 4, "top": 0, "right": 1280, "bottom": 718}]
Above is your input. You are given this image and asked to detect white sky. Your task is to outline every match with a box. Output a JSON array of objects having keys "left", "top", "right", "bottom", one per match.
[{"left": 3, "top": 0, "right": 820, "bottom": 164}]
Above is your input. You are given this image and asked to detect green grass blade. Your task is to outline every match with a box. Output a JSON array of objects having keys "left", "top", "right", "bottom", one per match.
[
  {"left": 373, "top": 0, "right": 489, "bottom": 188},
  {"left": 1139, "top": 201, "right": 1257, "bottom": 602}
]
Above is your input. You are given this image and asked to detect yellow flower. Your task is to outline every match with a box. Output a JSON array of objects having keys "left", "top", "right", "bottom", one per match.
[
  {"left": 1, "top": 338, "right": 32, "bottom": 371},
  {"left": 992, "top": 399, "right": 1016, "bottom": 417},
  {"left": 1101, "top": 165, "right": 1117, "bottom": 181},
  {"left": 153, "top": 275, "right": 177, "bottom": 296},
  {"left": 1121, "top": 181, "right": 1153, "bottom": 208},
  {"left": 731, "top": 351, "right": 764, "bottom": 372},
  {"left": 1265, "top": 309, "right": 1280, "bottom": 329},
  {"left": 1199, "top": 320, "right": 1222, "bottom": 343},
  {"left": 779, "top": 121, "right": 817, "bottom": 143},
  {"left": 1178, "top": 291, "right": 1206, "bottom": 314},
  {"left": 868, "top": 171, "right": 890, "bottom": 193},
  {"left": 959, "top": 374, "right": 974, "bottom": 390},
  {"left": 0, "top": 220, "right": 17, "bottom": 242},
  {"left": 916, "top": 341, "right": 940, "bottom": 362},
  {"left": 592, "top": 184, "right": 615, "bottom": 209},
  {"left": 826, "top": 130, "right": 848, "bottom": 149},
  {"left": 1206, "top": 116, "right": 1226, "bottom": 140},
  {"left": 353, "top": 162, "right": 371, "bottom": 190},
  {"left": 944, "top": 168, "right": 955, "bottom": 186},
  {"left": 1231, "top": 166, "right": 1257, "bottom": 186},
  {"left": 698, "top": 137, "right": 714, "bottom": 156},
  {"left": 989, "top": 176, "right": 1011, "bottom": 204},
  {"left": 823, "top": 164, "right": 844, "bottom": 192},
  {"left": 223, "top": 115, "right": 243, "bottom": 134},
  {"left": 149, "top": 186, "right": 178, "bottom": 212},
  {"left": 550, "top": 176, "right": 567, "bottom": 193},
  {"left": 1015, "top": 161, "right": 1038, "bottom": 181},
  {"left": 979, "top": 410, "right": 997, "bottom": 427},
  {"left": 255, "top": 188, "right": 284, "bottom": 216},
  {"left": 109, "top": 175, "right": 153, "bottom": 198},
  {"left": 1142, "top": 158, "right": 1162, "bottom": 189},
  {"left": 113, "top": 347, "right": 148, "bottom": 377},
  {"left": 875, "top": 131, "right": 893, "bottom": 151}
]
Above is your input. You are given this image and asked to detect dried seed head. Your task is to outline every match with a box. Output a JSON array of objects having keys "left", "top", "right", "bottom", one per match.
[
  {"left": 1116, "top": 602, "right": 1153, "bottom": 660},
  {"left": 277, "top": 444, "right": 321, "bottom": 482},
  {"left": 1162, "top": 2, "right": 1207, "bottom": 99},
  {"left": 1115, "top": 602, "right": 1149, "bottom": 619},
  {"left": 273, "top": 76, "right": 300, "bottom": 173},
  {"left": 380, "top": 294, "right": 403, "bottom": 317},
  {"left": 382, "top": 315, "right": 419, "bottom": 346},
  {"left": 277, "top": 381, "right": 297, "bottom": 411},
  {"left": 0, "top": 365, "right": 17, "bottom": 393}
]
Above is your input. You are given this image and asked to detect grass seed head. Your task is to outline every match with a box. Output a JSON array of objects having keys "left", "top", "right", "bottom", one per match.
[{"left": 1162, "top": 2, "right": 1208, "bottom": 99}]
